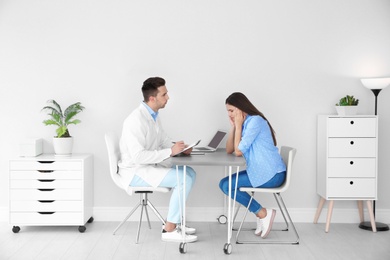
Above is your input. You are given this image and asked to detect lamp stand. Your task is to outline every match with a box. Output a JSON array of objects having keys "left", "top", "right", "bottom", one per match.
[{"left": 359, "top": 88, "right": 389, "bottom": 232}]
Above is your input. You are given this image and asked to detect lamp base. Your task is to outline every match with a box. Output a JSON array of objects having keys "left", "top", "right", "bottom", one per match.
[{"left": 359, "top": 221, "right": 389, "bottom": 232}]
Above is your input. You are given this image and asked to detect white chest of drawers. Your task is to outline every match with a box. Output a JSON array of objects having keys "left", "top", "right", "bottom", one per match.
[
  {"left": 9, "top": 154, "right": 94, "bottom": 233},
  {"left": 314, "top": 115, "right": 378, "bottom": 232}
]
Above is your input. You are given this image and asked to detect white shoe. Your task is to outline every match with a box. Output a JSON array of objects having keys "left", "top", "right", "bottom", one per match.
[
  {"left": 161, "top": 228, "right": 198, "bottom": 243},
  {"left": 260, "top": 209, "right": 276, "bottom": 238},
  {"left": 162, "top": 225, "right": 196, "bottom": 235},
  {"left": 255, "top": 217, "right": 263, "bottom": 236}
]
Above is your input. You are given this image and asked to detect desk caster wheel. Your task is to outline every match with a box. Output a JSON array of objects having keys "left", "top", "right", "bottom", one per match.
[
  {"left": 179, "top": 242, "right": 187, "bottom": 254},
  {"left": 78, "top": 226, "right": 86, "bottom": 233},
  {"left": 223, "top": 243, "right": 232, "bottom": 255},
  {"left": 12, "top": 226, "right": 20, "bottom": 233},
  {"left": 217, "top": 215, "right": 227, "bottom": 224},
  {"left": 87, "top": 217, "right": 94, "bottom": 223}
]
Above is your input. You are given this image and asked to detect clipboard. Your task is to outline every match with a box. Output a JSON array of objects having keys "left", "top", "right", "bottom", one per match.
[{"left": 172, "top": 139, "right": 201, "bottom": 157}]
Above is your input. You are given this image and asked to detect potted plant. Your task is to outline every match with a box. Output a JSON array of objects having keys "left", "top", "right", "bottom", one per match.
[
  {"left": 42, "top": 100, "right": 85, "bottom": 155},
  {"left": 335, "top": 95, "right": 359, "bottom": 116}
]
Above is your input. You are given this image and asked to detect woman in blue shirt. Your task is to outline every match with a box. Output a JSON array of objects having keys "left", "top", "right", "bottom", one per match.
[{"left": 219, "top": 92, "right": 286, "bottom": 239}]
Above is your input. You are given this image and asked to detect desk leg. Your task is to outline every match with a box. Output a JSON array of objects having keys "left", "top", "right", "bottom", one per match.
[
  {"left": 176, "top": 165, "right": 187, "bottom": 253},
  {"left": 223, "top": 166, "right": 240, "bottom": 255}
]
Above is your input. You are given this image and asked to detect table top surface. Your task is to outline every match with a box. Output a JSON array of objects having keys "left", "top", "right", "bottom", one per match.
[{"left": 170, "top": 149, "right": 246, "bottom": 166}]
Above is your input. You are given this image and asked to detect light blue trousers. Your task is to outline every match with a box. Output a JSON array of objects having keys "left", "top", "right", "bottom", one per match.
[{"left": 130, "top": 166, "right": 196, "bottom": 224}]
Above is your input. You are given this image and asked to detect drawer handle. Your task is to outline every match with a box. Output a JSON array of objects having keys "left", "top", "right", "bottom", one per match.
[
  {"left": 38, "top": 189, "right": 55, "bottom": 191},
  {"left": 350, "top": 141, "right": 354, "bottom": 145},
  {"left": 37, "top": 170, "right": 54, "bottom": 173},
  {"left": 350, "top": 121, "right": 354, "bottom": 125},
  {"left": 37, "top": 212, "right": 55, "bottom": 214},
  {"left": 350, "top": 181, "right": 354, "bottom": 185},
  {"left": 38, "top": 161, "right": 55, "bottom": 164},
  {"left": 350, "top": 161, "right": 354, "bottom": 165},
  {"left": 38, "top": 200, "right": 55, "bottom": 203},
  {"left": 38, "top": 179, "right": 55, "bottom": 182}
]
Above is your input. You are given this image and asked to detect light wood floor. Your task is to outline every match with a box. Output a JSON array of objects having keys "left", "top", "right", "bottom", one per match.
[{"left": 1, "top": 221, "right": 389, "bottom": 260}]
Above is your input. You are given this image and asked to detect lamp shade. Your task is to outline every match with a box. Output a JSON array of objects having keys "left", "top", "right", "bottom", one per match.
[{"left": 361, "top": 78, "right": 390, "bottom": 90}]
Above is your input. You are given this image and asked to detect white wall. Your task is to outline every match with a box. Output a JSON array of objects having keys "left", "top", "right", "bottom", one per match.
[{"left": 1, "top": 0, "right": 390, "bottom": 223}]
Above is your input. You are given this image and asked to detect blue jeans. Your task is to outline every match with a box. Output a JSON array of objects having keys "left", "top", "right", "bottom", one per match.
[
  {"left": 219, "top": 170, "right": 286, "bottom": 215},
  {"left": 130, "top": 166, "right": 196, "bottom": 224}
]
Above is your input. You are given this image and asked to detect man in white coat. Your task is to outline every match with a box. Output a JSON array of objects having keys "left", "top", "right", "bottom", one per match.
[{"left": 119, "top": 77, "right": 197, "bottom": 242}]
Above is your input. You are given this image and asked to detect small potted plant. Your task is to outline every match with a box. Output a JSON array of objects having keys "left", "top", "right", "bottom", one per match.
[
  {"left": 335, "top": 95, "right": 359, "bottom": 116},
  {"left": 42, "top": 100, "right": 85, "bottom": 155}
]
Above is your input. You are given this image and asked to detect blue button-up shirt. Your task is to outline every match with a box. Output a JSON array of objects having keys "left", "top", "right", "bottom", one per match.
[
  {"left": 142, "top": 102, "right": 158, "bottom": 121},
  {"left": 238, "top": 115, "right": 286, "bottom": 187}
]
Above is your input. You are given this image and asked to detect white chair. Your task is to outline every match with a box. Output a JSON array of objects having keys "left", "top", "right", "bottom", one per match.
[
  {"left": 235, "top": 146, "right": 299, "bottom": 244},
  {"left": 104, "top": 132, "right": 171, "bottom": 243}
]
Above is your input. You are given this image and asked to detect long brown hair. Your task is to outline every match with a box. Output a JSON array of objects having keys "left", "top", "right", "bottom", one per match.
[{"left": 225, "top": 92, "right": 277, "bottom": 146}]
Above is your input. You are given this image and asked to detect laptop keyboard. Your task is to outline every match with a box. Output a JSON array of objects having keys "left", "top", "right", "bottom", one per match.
[{"left": 194, "top": 147, "right": 212, "bottom": 151}]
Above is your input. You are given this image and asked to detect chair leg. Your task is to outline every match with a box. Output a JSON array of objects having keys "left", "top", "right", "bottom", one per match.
[
  {"left": 147, "top": 200, "right": 166, "bottom": 225},
  {"left": 136, "top": 202, "right": 144, "bottom": 244},
  {"left": 113, "top": 202, "right": 142, "bottom": 235},
  {"left": 142, "top": 194, "right": 152, "bottom": 229},
  {"left": 235, "top": 193, "right": 299, "bottom": 244},
  {"left": 274, "top": 193, "right": 289, "bottom": 231},
  {"left": 113, "top": 192, "right": 167, "bottom": 244}
]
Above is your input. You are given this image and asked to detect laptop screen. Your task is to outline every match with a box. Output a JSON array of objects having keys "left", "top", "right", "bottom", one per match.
[{"left": 208, "top": 131, "right": 227, "bottom": 149}]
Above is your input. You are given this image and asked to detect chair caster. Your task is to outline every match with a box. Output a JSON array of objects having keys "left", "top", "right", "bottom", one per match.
[
  {"left": 217, "top": 215, "right": 227, "bottom": 224},
  {"left": 223, "top": 243, "right": 232, "bottom": 254},
  {"left": 87, "top": 217, "right": 94, "bottom": 223},
  {"left": 179, "top": 242, "right": 187, "bottom": 254}
]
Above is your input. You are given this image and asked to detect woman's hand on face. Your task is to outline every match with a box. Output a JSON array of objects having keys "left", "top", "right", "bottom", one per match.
[{"left": 234, "top": 108, "right": 245, "bottom": 127}]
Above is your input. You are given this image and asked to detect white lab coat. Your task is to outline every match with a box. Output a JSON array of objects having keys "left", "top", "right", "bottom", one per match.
[{"left": 118, "top": 103, "right": 173, "bottom": 193}]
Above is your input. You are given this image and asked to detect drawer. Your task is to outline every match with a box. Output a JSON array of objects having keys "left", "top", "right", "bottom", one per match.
[
  {"left": 328, "top": 138, "right": 376, "bottom": 157},
  {"left": 10, "top": 200, "right": 83, "bottom": 211},
  {"left": 10, "top": 189, "right": 82, "bottom": 200},
  {"left": 10, "top": 170, "right": 82, "bottom": 180},
  {"left": 10, "top": 212, "right": 83, "bottom": 225},
  {"left": 328, "top": 117, "right": 376, "bottom": 137},
  {"left": 9, "top": 160, "right": 82, "bottom": 171},
  {"left": 327, "top": 178, "right": 376, "bottom": 198},
  {"left": 328, "top": 158, "right": 376, "bottom": 178},
  {"left": 10, "top": 179, "right": 82, "bottom": 189}
]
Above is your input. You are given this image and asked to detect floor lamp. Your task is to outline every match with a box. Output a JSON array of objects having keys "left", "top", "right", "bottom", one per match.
[{"left": 360, "top": 77, "right": 390, "bottom": 232}]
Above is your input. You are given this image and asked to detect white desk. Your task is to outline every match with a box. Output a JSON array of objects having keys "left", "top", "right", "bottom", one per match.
[{"left": 171, "top": 149, "right": 246, "bottom": 254}]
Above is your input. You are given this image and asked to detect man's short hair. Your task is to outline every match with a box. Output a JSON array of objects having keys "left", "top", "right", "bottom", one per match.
[{"left": 142, "top": 77, "right": 166, "bottom": 102}]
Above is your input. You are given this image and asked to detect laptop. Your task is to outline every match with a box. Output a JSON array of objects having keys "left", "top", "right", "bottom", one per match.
[{"left": 192, "top": 130, "right": 227, "bottom": 152}]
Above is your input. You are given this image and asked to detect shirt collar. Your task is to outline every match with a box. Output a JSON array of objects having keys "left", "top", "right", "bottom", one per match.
[{"left": 142, "top": 102, "right": 158, "bottom": 121}]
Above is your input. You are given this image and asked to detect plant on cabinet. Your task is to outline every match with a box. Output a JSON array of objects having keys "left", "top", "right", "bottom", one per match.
[
  {"left": 335, "top": 95, "right": 359, "bottom": 116},
  {"left": 42, "top": 100, "right": 85, "bottom": 155}
]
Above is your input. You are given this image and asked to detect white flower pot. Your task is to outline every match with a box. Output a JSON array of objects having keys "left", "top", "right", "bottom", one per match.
[
  {"left": 335, "top": 106, "right": 358, "bottom": 116},
  {"left": 53, "top": 137, "right": 73, "bottom": 156}
]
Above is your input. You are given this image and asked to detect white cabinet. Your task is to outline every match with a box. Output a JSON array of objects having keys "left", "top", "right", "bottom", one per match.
[
  {"left": 9, "top": 154, "right": 94, "bottom": 233},
  {"left": 314, "top": 115, "right": 377, "bottom": 232}
]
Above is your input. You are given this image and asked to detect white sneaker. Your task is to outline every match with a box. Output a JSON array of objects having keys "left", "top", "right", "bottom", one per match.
[
  {"left": 161, "top": 228, "right": 198, "bottom": 243},
  {"left": 162, "top": 225, "right": 196, "bottom": 235},
  {"left": 260, "top": 209, "right": 276, "bottom": 238},
  {"left": 255, "top": 217, "right": 263, "bottom": 236}
]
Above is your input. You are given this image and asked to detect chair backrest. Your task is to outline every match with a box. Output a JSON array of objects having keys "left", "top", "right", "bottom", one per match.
[
  {"left": 278, "top": 146, "right": 297, "bottom": 193},
  {"left": 104, "top": 132, "right": 123, "bottom": 188}
]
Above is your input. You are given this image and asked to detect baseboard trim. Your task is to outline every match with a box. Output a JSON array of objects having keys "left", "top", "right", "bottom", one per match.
[
  {"left": 92, "top": 206, "right": 390, "bottom": 224},
  {"left": 1, "top": 206, "right": 389, "bottom": 224}
]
